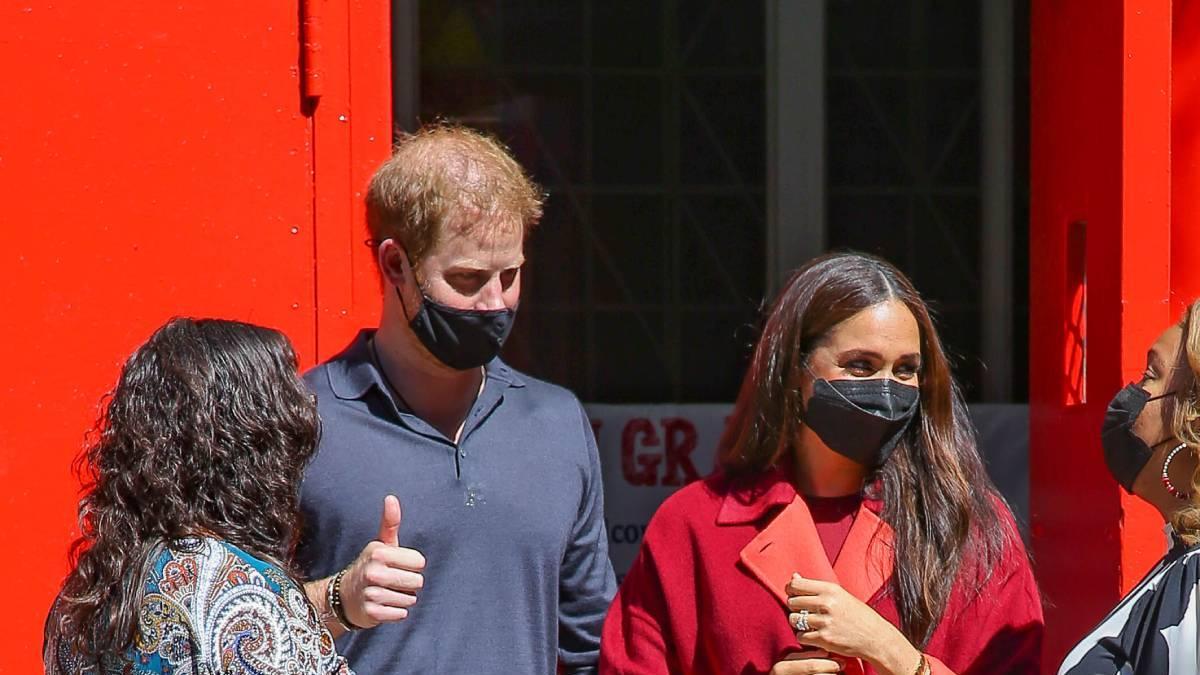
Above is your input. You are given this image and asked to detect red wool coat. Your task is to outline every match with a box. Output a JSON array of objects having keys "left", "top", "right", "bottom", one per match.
[{"left": 599, "top": 471, "right": 1044, "bottom": 675}]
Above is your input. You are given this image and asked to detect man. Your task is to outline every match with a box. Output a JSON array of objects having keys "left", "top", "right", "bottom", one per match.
[{"left": 298, "top": 124, "right": 616, "bottom": 673}]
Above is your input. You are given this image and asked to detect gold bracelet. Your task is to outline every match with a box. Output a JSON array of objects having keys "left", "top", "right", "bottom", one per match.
[{"left": 911, "top": 653, "right": 929, "bottom": 675}]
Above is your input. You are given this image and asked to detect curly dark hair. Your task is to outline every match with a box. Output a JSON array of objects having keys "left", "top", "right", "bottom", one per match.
[{"left": 44, "top": 318, "right": 320, "bottom": 664}]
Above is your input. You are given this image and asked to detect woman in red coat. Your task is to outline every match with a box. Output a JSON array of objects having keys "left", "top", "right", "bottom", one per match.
[{"left": 600, "top": 253, "right": 1044, "bottom": 675}]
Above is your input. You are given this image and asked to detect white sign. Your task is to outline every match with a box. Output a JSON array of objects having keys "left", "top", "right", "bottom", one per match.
[{"left": 585, "top": 404, "right": 732, "bottom": 580}]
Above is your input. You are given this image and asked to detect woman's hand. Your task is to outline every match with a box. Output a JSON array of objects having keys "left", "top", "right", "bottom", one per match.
[
  {"left": 769, "top": 650, "right": 846, "bottom": 674},
  {"left": 786, "top": 574, "right": 922, "bottom": 675}
]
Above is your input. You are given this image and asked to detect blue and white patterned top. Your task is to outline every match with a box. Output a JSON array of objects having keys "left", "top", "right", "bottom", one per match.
[{"left": 46, "top": 537, "right": 353, "bottom": 674}]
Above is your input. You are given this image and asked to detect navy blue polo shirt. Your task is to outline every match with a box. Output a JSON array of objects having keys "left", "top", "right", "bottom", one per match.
[{"left": 297, "top": 330, "right": 616, "bottom": 674}]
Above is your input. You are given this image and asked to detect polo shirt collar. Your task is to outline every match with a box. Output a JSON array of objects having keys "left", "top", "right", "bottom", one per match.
[
  {"left": 486, "top": 359, "right": 526, "bottom": 388},
  {"left": 327, "top": 329, "right": 525, "bottom": 402},
  {"left": 327, "top": 331, "right": 379, "bottom": 400}
]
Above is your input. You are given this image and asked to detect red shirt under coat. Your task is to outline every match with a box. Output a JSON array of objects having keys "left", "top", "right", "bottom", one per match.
[{"left": 599, "top": 470, "right": 1044, "bottom": 675}]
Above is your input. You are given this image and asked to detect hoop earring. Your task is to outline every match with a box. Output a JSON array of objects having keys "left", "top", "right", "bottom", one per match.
[{"left": 1162, "top": 443, "right": 1193, "bottom": 501}]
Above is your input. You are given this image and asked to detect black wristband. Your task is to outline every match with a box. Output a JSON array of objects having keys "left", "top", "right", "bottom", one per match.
[{"left": 329, "top": 567, "right": 361, "bottom": 631}]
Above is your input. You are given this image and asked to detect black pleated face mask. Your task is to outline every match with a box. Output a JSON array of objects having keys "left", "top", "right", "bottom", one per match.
[
  {"left": 392, "top": 251, "right": 517, "bottom": 371},
  {"left": 803, "top": 377, "right": 921, "bottom": 467},
  {"left": 397, "top": 286, "right": 516, "bottom": 370},
  {"left": 1100, "top": 383, "right": 1176, "bottom": 492}
]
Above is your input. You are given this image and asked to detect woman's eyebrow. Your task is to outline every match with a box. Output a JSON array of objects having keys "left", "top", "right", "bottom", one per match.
[
  {"left": 836, "top": 349, "right": 882, "bottom": 361},
  {"left": 1148, "top": 349, "right": 1165, "bottom": 369}
]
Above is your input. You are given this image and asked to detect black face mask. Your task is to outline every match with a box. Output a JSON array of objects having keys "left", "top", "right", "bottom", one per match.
[
  {"left": 803, "top": 377, "right": 921, "bottom": 467},
  {"left": 396, "top": 286, "right": 516, "bottom": 371},
  {"left": 1101, "top": 383, "right": 1175, "bottom": 492}
]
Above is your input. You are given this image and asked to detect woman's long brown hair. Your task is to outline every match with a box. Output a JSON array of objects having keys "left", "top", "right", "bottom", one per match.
[{"left": 718, "top": 252, "right": 1009, "bottom": 646}]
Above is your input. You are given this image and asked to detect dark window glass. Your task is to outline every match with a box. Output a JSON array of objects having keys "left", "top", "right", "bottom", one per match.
[
  {"left": 419, "top": 0, "right": 766, "bottom": 403},
  {"left": 826, "top": 0, "right": 1027, "bottom": 401}
]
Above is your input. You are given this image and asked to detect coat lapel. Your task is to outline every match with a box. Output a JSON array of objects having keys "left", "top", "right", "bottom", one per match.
[
  {"left": 739, "top": 496, "right": 837, "bottom": 606},
  {"left": 737, "top": 494, "right": 893, "bottom": 675},
  {"left": 833, "top": 503, "right": 894, "bottom": 604},
  {"left": 724, "top": 472, "right": 895, "bottom": 675},
  {"left": 738, "top": 495, "right": 895, "bottom": 607}
]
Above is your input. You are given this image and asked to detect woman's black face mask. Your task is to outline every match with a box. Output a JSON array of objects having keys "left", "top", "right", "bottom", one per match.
[
  {"left": 1100, "top": 383, "right": 1176, "bottom": 492},
  {"left": 802, "top": 375, "right": 921, "bottom": 468}
]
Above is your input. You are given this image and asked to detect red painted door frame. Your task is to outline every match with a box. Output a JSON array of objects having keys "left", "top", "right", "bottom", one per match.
[
  {"left": 1174, "top": 2, "right": 1200, "bottom": 308},
  {"left": 311, "top": 0, "right": 393, "bottom": 360},
  {"left": 1029, "top": 0, "right": 1199, "bottom": 669}
]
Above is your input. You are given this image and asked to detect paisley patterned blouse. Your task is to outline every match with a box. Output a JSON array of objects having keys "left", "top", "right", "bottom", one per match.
[{"left": 46, "top": 537, "right": 353, "bottom": 674}]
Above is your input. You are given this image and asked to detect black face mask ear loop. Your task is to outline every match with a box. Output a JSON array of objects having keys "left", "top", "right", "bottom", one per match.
[
  {"left": 1145, "top": 389, "right": 1179, "bottom": 450},
  {"left": 1151, "top": 436, "right": 1180, "bottom": 450},
  {"left": 1147, "top": 389, "right": 1177, "bottom": 403},
  {"left": 797, "top": 353, "right": 817, "bottom": 419},
  {"left": 390, "top": 246, "right": 420, "bottom": 322}
]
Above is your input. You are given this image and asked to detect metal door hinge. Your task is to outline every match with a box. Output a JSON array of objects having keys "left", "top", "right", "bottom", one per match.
[{"left": 301, "top": 0, "right": 324, "bottom": 103}]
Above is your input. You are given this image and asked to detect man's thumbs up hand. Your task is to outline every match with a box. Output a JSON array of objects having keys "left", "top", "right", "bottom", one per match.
[{"left": 337, "top": 495, "right": 426, "bottom": 629}]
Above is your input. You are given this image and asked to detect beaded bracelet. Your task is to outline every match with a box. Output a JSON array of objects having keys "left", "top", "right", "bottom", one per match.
[
  {"left": 327, "top": 567, "right": 360, "bottom": 632},
  {"left": 322, "top": 570, "right": 343, "bottom": 628}
]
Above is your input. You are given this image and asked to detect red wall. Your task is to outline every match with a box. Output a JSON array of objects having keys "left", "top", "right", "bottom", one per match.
[
  {"left": 12, "top": 3, "right": 1200, "bottom": 673},
  {"left": 1030, "top": 0, "right": 1181, "bottom": 669},
  {"left": 0, "top": 1, "right": 388, "bottom": 670},
  {"left": 1174, "top": 1, "right": 1200, "bottom": 308}
]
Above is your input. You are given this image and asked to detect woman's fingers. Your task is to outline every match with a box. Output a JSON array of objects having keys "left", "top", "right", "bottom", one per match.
[
  {"left": 788, "top": 611, "right": 829, "bottom": 632},
  {"left": 769, "top": 651, "right": 845, "bottom": 674},
  {"left": 787, "top": 593, "right": 830, "bottom": 612},
  {"left": 786, "top": 573, "right": 835, "bottom": 597}
]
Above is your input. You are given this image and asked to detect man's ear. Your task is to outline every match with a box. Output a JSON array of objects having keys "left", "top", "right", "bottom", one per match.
[{"left": 377, "top": 239, "right": 409, "bottom": 288}]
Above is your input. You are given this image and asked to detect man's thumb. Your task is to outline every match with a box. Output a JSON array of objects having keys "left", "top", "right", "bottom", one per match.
[{"left": 377, "top": 494, "right": 402, "bottom": 546}]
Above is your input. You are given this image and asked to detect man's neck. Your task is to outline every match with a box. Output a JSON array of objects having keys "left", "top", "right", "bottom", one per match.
[{"left": 373, "top": 323, "right": 484, "bottom": 442}]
